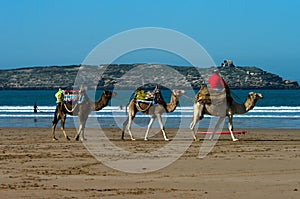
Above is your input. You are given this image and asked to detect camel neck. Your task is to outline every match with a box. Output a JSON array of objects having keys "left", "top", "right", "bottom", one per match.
[
  {"left": 166, "top": 94, "right": 178, "bottom": 113},
  {"left": 244, "top": 97, "right": 256, "bottom": 112},
  {"left": 94, "top": 95, "right": 110, "bottom": 111}
]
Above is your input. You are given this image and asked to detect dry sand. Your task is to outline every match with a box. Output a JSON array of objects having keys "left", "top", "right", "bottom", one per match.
[{"left": 0, "top": 127, "right": 299, "bottom": 198}]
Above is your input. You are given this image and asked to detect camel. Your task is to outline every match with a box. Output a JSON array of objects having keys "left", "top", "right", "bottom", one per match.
[
  {"left": 122, "top": 89, "right": 185, "bottom": 141},
  {"left": 190, "top": 89, "right": 263, "bottom": 141},
  {"left": 52, "top": 90, "right": 116, "bottom": 141}
]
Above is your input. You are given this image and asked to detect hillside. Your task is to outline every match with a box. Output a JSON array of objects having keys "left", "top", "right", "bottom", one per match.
[{"left": 0, "top": 64, "right": 298, "bottom": 90}]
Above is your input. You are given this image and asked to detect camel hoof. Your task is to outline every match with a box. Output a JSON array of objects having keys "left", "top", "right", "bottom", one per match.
[
  {"left": 233, "top": 138, "right": 238, "bottom": 142},
  {"left": 66, "top": 136, "right": 70, "bottom": 141},
  {"left": 165, "top": 138, "right": 169, "bottom": 141},
  {"left": 80, "top": 138, "right": 87, "bottom": 141},
  {"left": 144, "top": 138, "right": 148, "bottom": 141},
  {"left": 131, "top": 138, "right": 136, "bottom": 141},
  {"left": 74, "top": 136, "right": 79, "bottom": 141},
  {"left": 52, "top": 137, "right": 58, "bottom": 141}
]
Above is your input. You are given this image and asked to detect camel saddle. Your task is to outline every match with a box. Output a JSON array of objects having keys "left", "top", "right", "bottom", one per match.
[{"left": 195, "top": 86, "right": 230, "bottom": 105}]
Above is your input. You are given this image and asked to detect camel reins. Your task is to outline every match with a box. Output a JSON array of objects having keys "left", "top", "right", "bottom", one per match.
[
  {"left": 61, "top": 91, "right": 113, "bottom": 113},
  {"left": 64, "top": 103, "right": 79, "bottom": 113},
  {"left": 135, "top": 101, "right": 152, "bottom": 112}
]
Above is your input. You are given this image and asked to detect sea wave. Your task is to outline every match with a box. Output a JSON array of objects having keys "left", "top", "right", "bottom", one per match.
[{"left": 0, "top": 106, "right": 299, "bottom": 119}]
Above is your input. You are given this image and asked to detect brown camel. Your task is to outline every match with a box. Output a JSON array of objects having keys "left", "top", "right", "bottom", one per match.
[
  {"left": 52, "top": 90, "right": 116, "bottom": 141},
  {"left": 190, "top": 90, "right": 263, "bottom": 141},
  {"left": 122, "top": 89, "right": 185, "bottom": 141}
]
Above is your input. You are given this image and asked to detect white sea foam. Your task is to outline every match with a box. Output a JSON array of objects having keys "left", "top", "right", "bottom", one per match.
[{"left": 0, "top": 106, "right": 299, "bottom": 119}]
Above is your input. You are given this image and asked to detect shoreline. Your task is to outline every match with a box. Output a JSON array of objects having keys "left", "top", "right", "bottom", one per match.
[{"left": 0, "top": 128, "right": 299, "bottom": 198}]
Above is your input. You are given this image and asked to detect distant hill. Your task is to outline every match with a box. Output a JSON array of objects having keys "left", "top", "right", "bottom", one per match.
[{"left": 0, "top": 64, "right": 298, "bottom": 90}]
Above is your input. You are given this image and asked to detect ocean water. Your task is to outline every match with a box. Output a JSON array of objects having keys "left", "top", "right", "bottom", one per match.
[{"left": 0, "top": 89, "right": 299, "bottom": 129}]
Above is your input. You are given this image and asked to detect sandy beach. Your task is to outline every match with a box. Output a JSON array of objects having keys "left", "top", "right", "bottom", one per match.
[{"left": 0, "top": 127, "right": 299, "bottom": 198}]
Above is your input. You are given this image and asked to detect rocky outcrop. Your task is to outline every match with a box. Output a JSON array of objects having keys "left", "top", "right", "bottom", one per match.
[
  {"left": 0, "top": 65, "right": 79, "bottom": 90},
  {"left": 218, "top": 66, "right": 299, "bottom": 89},
  {"left": 0, "top": 64, "right": 298, "bottom": 89}
]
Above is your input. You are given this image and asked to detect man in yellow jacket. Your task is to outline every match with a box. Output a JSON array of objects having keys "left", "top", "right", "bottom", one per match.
[
  {"left": 55, "top": 88, "right": 64, "bottom": 115},
  {"left": 55, "top": 88, "right": 64, "bottom": 103}
]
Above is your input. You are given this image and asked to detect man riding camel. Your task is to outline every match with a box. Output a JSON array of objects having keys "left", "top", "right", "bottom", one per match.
[
  {"left": 207, "top": 69, "right": 232, "bottom": 105},
  {"left": 55, "top": 88, "right": 64, "bottom": 115}
]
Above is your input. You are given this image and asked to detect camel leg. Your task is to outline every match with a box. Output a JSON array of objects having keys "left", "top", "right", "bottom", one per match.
[
  {"left": 122, "top": 104, "right": 136, "bottom": 141},
  {"left": 209, "top": 117, "right": 225, "bottom": 141},
  {"left": 74, "top": 122, "right": 87, "bottom": 141},
  {"left": 122, "top": 117, "right": 129, "bottom": 140},
  {"left": 189, "top": 103, "right": 203, "bottom": 141},
  {"left": 228, "top": 115, "right": 238, "bottom": 141},
  {"left": 51, "top": 107, "right": 60, "bottom": 141},
  {"left": 126, "top": 115, "right": 136, "bottom": 141},
  {"left": 75, "top": 124, "right": 87, "bottom": 141},
  {"left": 80, "top": 120, "right": 87, "bottom": 141},
  {"left": 122, "top": 109, "right": 136, "bottom": 141},
  {"left": 157, "top": 115, "right": 169, "bottom": 141},
  {"left": 74, "top": 124, "right": 82, "bottom": 141},
  {"left": 60, "top": 114, "right": 70, "bottom": 140},
  {"left": 54, "top": 105, "right": 70, "bottom": 141},
  {"left": 189, "top": 117, "right": 198, "bottom": 141},
  {"left": 52, "top": 121, "right": 58, "bottom": 141},
  {"left": 81, "top": 128, "right": 86, "bottom": 141},
  {"left": 144, "top": 116, "right": 156, "bottom": 141}
]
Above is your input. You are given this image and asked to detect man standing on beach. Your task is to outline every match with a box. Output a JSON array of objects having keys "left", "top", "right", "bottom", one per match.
[{"left": 33, "top": 102, "right": 38, "bottom": 113}]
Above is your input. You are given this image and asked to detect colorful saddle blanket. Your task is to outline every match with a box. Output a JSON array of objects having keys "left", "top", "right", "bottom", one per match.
[
  {"left": 63, "top": 90, "right": 80, "bottom": 104},
  {"left": 134, "top": 89, "right": 154, "bottom": 101},
  {"left": 195, "top": 86, "right": 229, "bottom": 105}
]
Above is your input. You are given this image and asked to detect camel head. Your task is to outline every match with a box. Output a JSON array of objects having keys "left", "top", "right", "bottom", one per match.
[
  {"left": 163, "top": 89, "right": 185, "bottom": 113},
  {"left": 101, "top": 90, "right": 117, "bottom": 103},
  {"left": 248, "top": 92, "right": 263, "bottom": 101},
  {"left": 245, "top": 92, "right": 263, "bottom": 111},
  {"left": 94, "top": 90, "right": 117, "bottom": 111},
  {"left": 103, "top": 90, "right": 117, "bottom": 99},
  {"left": 172, "top": 89, "right": 185, "bottom": 97}
]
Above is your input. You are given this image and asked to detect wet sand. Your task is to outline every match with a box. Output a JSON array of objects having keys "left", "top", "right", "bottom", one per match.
[{"left": 0, "top": 128, "right": 299, "bottom": 198}]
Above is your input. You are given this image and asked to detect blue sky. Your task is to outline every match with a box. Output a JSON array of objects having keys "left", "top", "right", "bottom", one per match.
[{"left": 1, "top": 0, "right": 299, "bottom": 82}]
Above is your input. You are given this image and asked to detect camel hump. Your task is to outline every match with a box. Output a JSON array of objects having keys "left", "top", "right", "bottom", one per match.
[{"left": 195, "top": 86, "right": 211, "bottom": 104}]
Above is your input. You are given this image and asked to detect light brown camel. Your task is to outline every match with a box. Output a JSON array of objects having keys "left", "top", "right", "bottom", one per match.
[
  {"left": 190, "top": 91, "right": 263, "bottom": 141},
  {"left": 52, "top": 90, "right": 116, "bottom": 141},
  {"left": 122, "top": 89, "right": 185, "bottom": 141}
]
